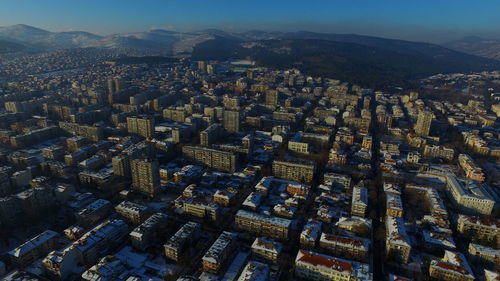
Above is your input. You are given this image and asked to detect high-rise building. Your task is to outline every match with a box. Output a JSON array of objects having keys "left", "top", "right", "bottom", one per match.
[
  {"left": 112, "top": 155, "right": 131, "bottom": 178},
  {"left": 206, "top": 64, "right": 214, "bottom": 74},
  {"left": 265, "top": 90, "right": 278, "bottom": 105},
  {"left": 198, "top": 61, "right": 206, "bottom": 72},
  {"left": 107, "top": 79, "right": 115, "bottom": 95},
  {"left": 200, "top": 124, "right": 223, "bottom": 146},
  {"left": 127, "top": 116, "right": 154, "bottom": 138},
  {"left": 131, "top": 159, "right": 160, "bottom": 197},
  {"left": 223, "top": 110, "right": 240, "bottom": 133},
  {"left": 415, "top": 110, "right": 433, "bottom": 137},
  {"left": 351, "top": 186, "right": 368, "bottom": 217}
]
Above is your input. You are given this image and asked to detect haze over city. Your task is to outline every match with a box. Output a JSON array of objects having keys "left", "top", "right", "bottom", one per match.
[{"left": 1, "top": 0, "right": 500, "bottom": 42}]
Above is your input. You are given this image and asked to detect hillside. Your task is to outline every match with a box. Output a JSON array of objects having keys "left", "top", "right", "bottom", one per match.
[
  {"left": 0, "top": 39, "right": 25, "bottom": 53},
  {"left": 192, "top": 37, "right": 500, "bottom": 89}
]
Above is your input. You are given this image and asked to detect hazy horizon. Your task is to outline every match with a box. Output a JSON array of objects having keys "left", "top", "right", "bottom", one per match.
[{"left": 1, "top": 0, "right": 500, "bottom": 44}]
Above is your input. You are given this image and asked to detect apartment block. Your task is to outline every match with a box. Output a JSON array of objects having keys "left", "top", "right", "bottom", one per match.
[
  {"left": 385, "top": 216, "right": 411, "bottom": 264},
  {"left": 319, "top": 233, "right": 370, "bottom": 262},
  {"left": 235, "top": 209, "right": 292, "bottom": 241},
  {"left": 446, "top": 174, "right": 496, "bottom": 215},
  {"left": 115, "top": 200, "right": 152, "bottom": 224},
  {"left": 429, "top": 251, "right": 474, "bottom": 281},
  {"left": 8, "top": 230, "right": 58, "bottom": 267},
  {"left": 164, "top": 221, "right": 201, "bottom": 262},
  {"left": 272, "top": 160, "right": 315, "bottom": 184},
  {"left": 251, "top": 237, "right": 283, "bottom": 264},
  {"left": 294, "top": 250, "right": 372, "bottom": 281},
  {"left": 202, "top": 231, "right": 237, "bottom": 274},
  {"left": 351, "top": 186, "right": 368, "bottom": 217},
  {"left": 59, "top": 121, "right": 103, "bottom": 142},
  {"left": 131, "top": 158, "right": 160, "bottom": 197},
  {"left": 127, "top": 116, "right": 154, "bottom": 138},
  {"left": 457, "top": 215, "right": 499, "bottom": 248},
  {"left": 130, "top": 212, "right": 169, "bottom": 251},
  {"left": 182, "top": 145, "right": 237, "bottom": 173}
]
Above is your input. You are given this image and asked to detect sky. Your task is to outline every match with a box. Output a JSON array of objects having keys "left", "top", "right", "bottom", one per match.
[{"left": 1, "top": 0, "right": 500, "bottom": 43}]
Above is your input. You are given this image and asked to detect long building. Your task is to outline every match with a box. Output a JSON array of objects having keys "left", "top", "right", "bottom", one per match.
[
  {"left": 457, "top": 214, "right": 499, "bottom": 248},
  {"left": 385, "top": 216, "right": 411, "bottom": 264},
  {"left": 429, "top": 251, "right": 474, "bottom": 281},
  {"left": 272, "top": 159, "right": 315, "bottom": 184},
  {"left": 59, "top": 121, "right": 103, "bottom": 142},
  {"left": 202, "top": 231, "right": 237, "bottom": 274},
  {"left": 8, "top": 230, "right": 58, "bottom": 267},
  {"left": 182, "top": 145, "right": 237, "bottom": 173},
  {"left": 446, "top": 174, "right": 496, "bottom": 215},
  {"left": 234, "top": 209, "right": 292, "bottom": 241},
  {"left": 294, "top": 250, "right": 372, "bottom": 281},
  {"left": 319, "top": 233, "right": 370, "bottom": 262}
]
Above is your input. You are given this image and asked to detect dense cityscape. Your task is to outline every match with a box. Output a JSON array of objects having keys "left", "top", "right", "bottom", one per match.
[{"left": 0, "top": 45, "right": 498, "bottom": 281}]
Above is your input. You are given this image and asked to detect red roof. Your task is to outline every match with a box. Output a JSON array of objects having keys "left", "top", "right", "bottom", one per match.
[{"left": 297, "top": 250, "right": 352, "bottom": 273}]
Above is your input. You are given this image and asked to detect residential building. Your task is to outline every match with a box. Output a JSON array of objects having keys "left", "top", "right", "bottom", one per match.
[
  {"left": 386, "top": 193, "right": 404, "bottom": 217},
  {"left": 200, "top": 124, "right": 223, "bottom": 146},
  {"left": 300, "top": 219, "right": 322, "bottom": 248},
  {"left": 131, "top": 158, "right": 160, "bottom": 197},
  {"left": 237, "top": 261, "right": 270, "bottom": 281},
  {"left": 446, "top": 174, "right": 496, "bottom": 215},
  {"left": 319, "top": 233, "right": 370, "bottom": 262},
  {"left": 294, "top": 250, "right": 372, "bottom": 281},
  {"left": 385, "top": 216, "right": 411, "bottom": 264},
  {"left": 202, "top": 231, "right": 237, "bottom": 274},
  {"left": 115, "top": 200, "right": 151, "bottom": 224},
  {"left": 234, "top": 209, "right": 292, "bottom": 241},
  {"left": 8, "top": 230, "right": 58, "bottom": 267},
  {"left": 164, "top": 222, "right": 201, "bottom": 262},
  {"left": 272, "top": 160, "right": 315, "bottom": 184},
  {"left": 130, "top": 212, "right": 169, "bottom": 251},
  {"left": 251, "top": 237, "right": 283, "bottom": 264},
  {"left": 223, "top": 110, "right": 240, "bottom": 133},
  {"left": 457, "top": 215, "right": 499, "bottom": 248},
  {"left": 468, "top": 243, "right": 500, "bottom": 264},
  {"left": 415, "top": 110, "right": 433, "bottom": 137},
  {"left": 127, "top": 116, "right": 154, "bottom": 138},
  {"left": 351, "top": 186, "right": 368, "bottom": 217},
  {"left": 423, "top": 145, "right": 454, "bottom": 161},
  {"left": 458, "top": 154, "right": 485, "bottom": 182},
  {"left": 183, "top": 145, "right": 237, "bottom": 173},
  {"left": 429, "top": 251, "right": 474, "bottom": 281}
]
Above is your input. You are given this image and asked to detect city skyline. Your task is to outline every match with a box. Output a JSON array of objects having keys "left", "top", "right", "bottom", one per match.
[
  {"left": 1, "top": 0, "right": 500, "bottom": 43},
  {"left": 0, "top": 2, "right": 499, "bottom": 281}
]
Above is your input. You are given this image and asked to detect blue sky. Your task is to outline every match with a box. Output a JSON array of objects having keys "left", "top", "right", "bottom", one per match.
[{"left": 1, "top": 0, "right": 499, "bottom": 42}]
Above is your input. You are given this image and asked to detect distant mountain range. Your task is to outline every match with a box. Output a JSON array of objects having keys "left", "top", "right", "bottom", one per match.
[
  {"left": 0, "top": 24, "right": 216, "bottom": 54},
  {"left": 1, "top": 24, "right": 499, "bottom": 88}
]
